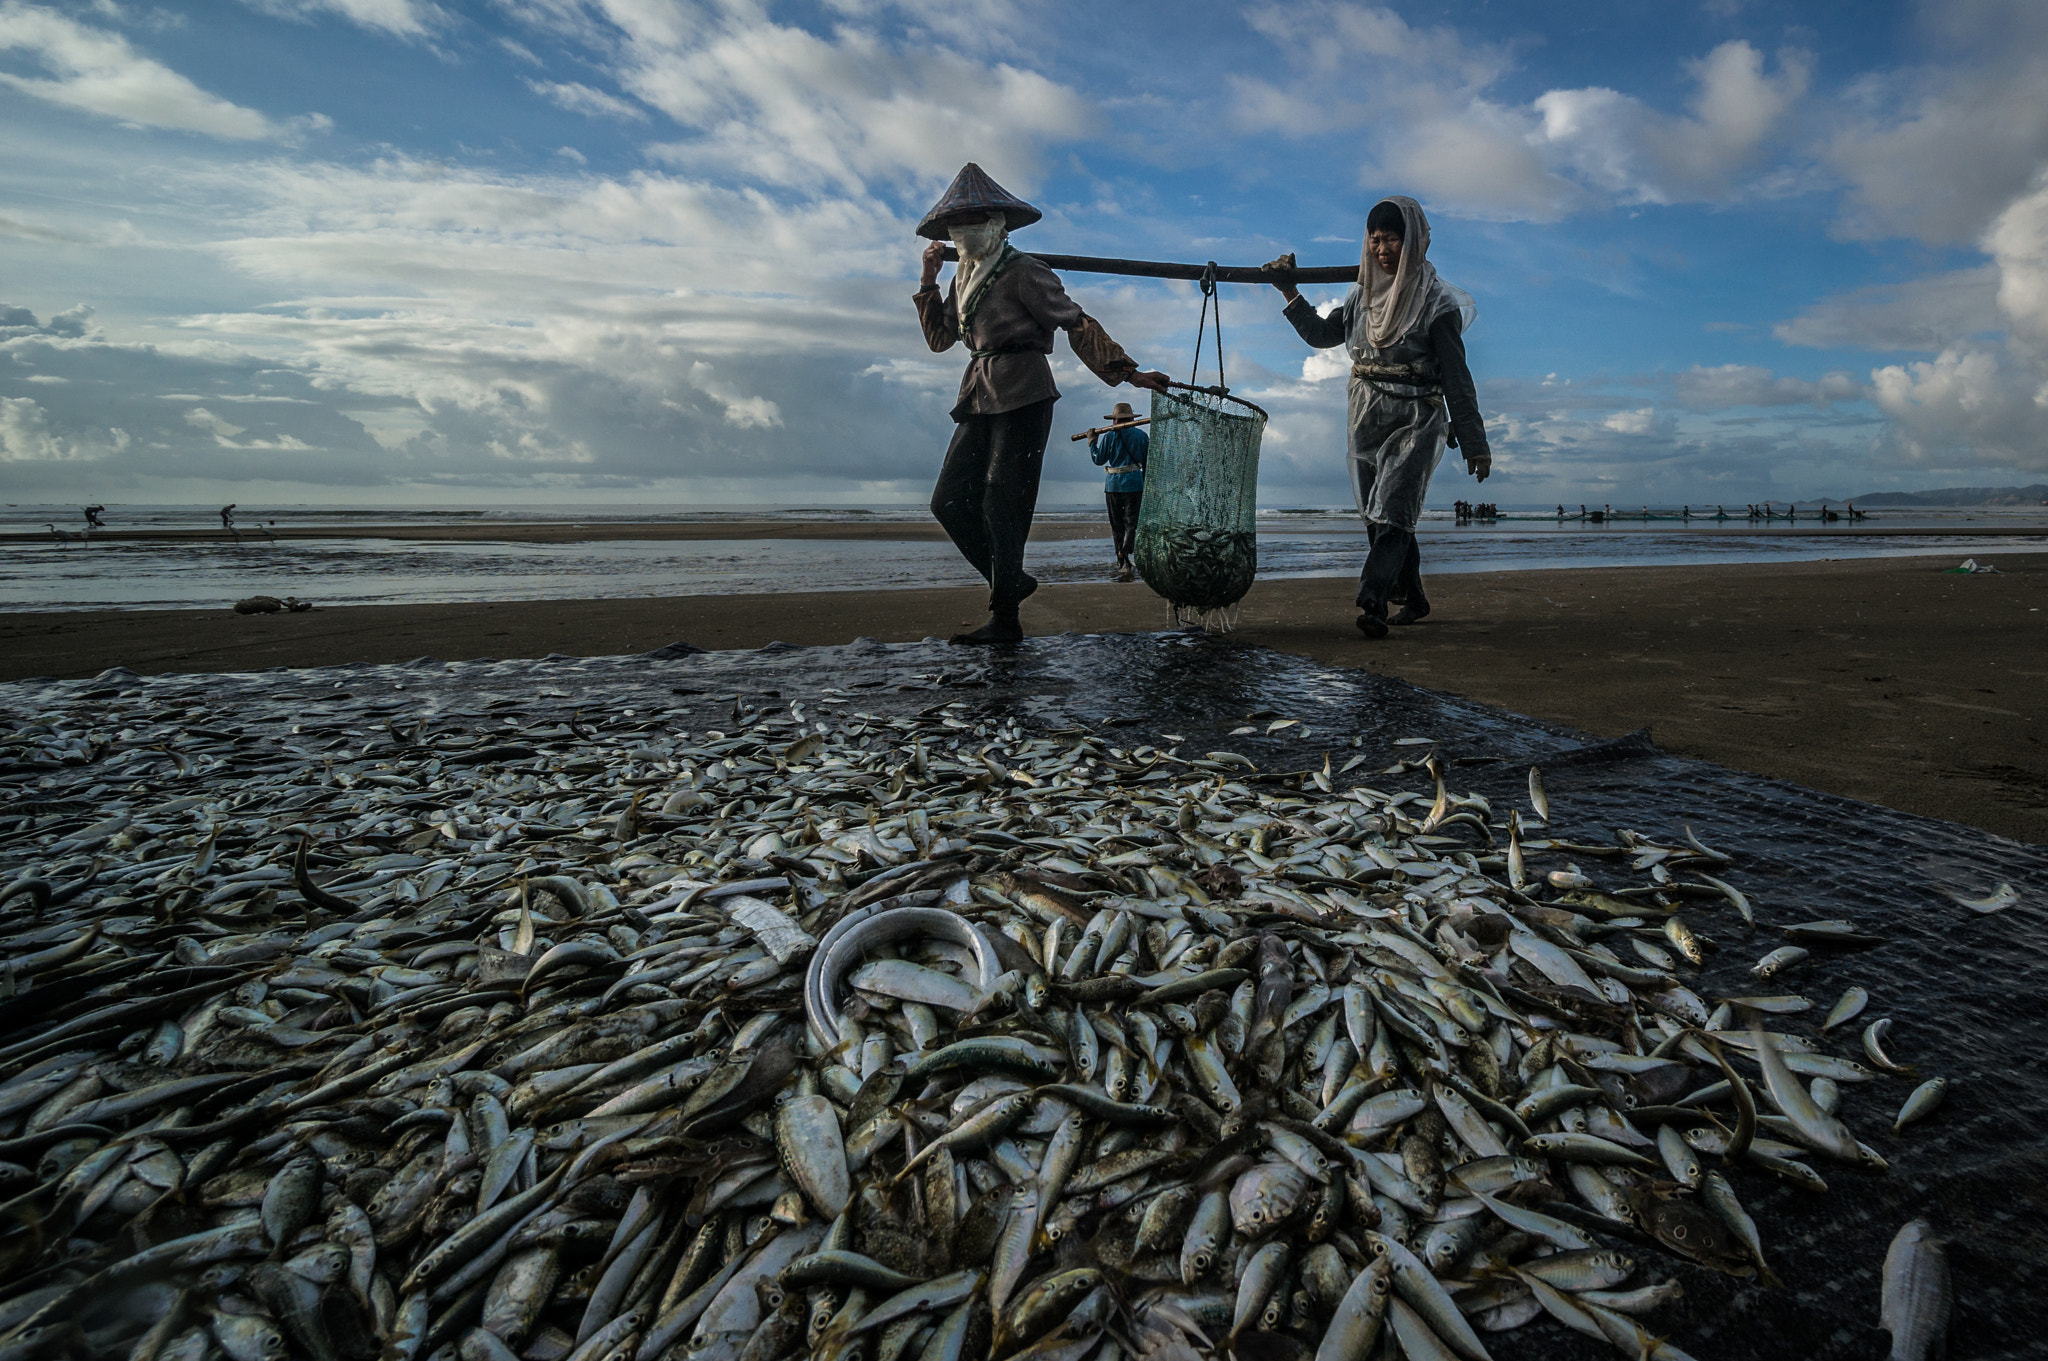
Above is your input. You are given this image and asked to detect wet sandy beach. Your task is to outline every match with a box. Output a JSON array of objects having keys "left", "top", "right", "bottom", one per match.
[
  {"left": 6, "top": 519, "right": 2046, "bottom": 545},
  {"left": 5, "top": 554, "right": 2045, "bottom": 843}
]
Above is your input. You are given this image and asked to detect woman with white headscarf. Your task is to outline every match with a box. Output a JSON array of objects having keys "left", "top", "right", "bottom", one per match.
[{"left": 1269, "top": 196, "right": 1492, "bottom": 638}]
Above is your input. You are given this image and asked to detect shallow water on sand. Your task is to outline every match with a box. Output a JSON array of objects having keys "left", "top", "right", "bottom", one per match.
[{"left": 3, "top": 525, "right": 2045, "bottom": 612}]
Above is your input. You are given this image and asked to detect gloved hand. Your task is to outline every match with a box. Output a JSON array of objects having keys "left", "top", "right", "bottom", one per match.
[
  {"left": 1466, "top": 451, "right": 1491, "bottom": 482},
  {"left": 1264, "top": 252, "right": 1299, "bottom": 302}
]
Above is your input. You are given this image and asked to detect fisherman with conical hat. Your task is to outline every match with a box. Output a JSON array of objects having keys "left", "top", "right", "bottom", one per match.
[
  {"left": 1267, "top": 197, "right": 1493, "bottom": 638},
  {"left": 1090, "top": 401, "right": 1147, "bottom": 581},
  {"left": 915, "top": 163, "right": 1170, "bottom": 644}
]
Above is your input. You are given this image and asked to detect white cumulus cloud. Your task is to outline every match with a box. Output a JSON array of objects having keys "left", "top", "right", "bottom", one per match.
[
  {"left": 1823, "top": 1, "right": 2048, "bottom": 246},
  {"left": 1532, "top": 41, "right": 1810, "bottom": 205},
  {"left": 633, "top": 25, "right": 1094, "bottom": 196},
  {"left": 1867, "top": 346, "right": 2045, "bottom": 467},
  {"left": 1230, "top": 10, "right": 1807, "bottom": 221},
  {"left": 1774, "top": 269, "right": 2002, "bottom": 352},
  {"left": 0, "top": 3, "right": 280, "bottom": 139},
  {"left": 0, "top": 393, "right": 128, "bottom": 461},
  {"left": 1672, "top": 364, "right": 1862, "bottom": 409},
  {"left": 1986, "top": 174, "right": 2048, "bottom": 344},
  {"left": 241, "top": 0, "right": 441, "bottom": 40},
  {"left": 527, "top": 79, "right": 646, "bottom": 120}
]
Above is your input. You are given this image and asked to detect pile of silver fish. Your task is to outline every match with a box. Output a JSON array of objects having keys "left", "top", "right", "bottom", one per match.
[{"left": 0, "top": 677, "right": 1957, "bottom": 1361}]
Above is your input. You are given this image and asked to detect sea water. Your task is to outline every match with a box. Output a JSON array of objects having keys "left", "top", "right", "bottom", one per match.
[{"left": 2, "top": 504, "right": 2044, "bottom": 611}]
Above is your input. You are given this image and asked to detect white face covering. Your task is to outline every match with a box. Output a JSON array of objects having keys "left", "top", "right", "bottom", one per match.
[
  {"left": 948, "top": 220, "right": 1005, "bottom": 259},
  {"left": 1360, "top": 196, "right": 1438, "bottom": 351},
  {"left": 948, "top": 219, "right": 1009, "bottom": 306}
]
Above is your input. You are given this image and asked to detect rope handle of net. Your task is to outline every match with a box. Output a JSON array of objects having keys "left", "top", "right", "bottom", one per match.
[
  {"left": 1188, "top": 261, "right": 1228, "bottom": 397},
  {"left": 1158, "top": 377, "right": 1268, "bottom": 422}
]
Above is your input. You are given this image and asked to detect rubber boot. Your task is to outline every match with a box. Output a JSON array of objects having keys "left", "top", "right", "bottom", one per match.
[
  {"left": 1355, "top": 523, "right": 1412, "bottom": 639},
  {"left": 954, "top": 572, "right": 1033, "bottom": 645},
  {"left": 951, "top": 608, "right": 1023, "bottom": 645},
  {"left": 1389, "top": 534, "right": 1428, "bottom": 623}
]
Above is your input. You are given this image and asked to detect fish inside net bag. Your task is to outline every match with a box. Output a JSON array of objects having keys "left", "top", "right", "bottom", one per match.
[{"left": 1132, "top": 387, "right": 1267, "bottom": 633}]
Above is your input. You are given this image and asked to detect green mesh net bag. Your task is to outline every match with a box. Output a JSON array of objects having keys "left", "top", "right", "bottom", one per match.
[{"left": 1133, "top": 386, "right": 1268, "bottom": 631}]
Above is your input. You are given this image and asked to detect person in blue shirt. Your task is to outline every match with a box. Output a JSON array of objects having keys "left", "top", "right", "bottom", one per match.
[{"left": 1089, "top": 401, "right": 1148, "bottom": 580}]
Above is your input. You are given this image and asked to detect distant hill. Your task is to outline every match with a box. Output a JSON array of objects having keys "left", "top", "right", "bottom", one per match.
[{"left": 1844, "top": 485, "right": 2048, "bottom": 507}]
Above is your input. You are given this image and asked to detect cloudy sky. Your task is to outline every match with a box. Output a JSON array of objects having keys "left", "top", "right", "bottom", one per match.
[{"left": 2, "top": 0, "right": 2046, "bottom": 509}]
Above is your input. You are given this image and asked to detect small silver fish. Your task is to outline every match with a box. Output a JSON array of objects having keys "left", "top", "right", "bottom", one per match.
[{"left": 1880, "top": 1219, "right": 1950, "bottom": 1361}]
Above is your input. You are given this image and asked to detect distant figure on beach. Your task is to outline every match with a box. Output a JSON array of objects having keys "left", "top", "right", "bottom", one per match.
[
  {"left": 83, "top": 505, "right": 105, "bottom": 530},
  {"left": 1089, "top": 401, "right": 1148, "bottom": 581},
  {"left": 220, "top": 503, "right": 235, "bottom": 530},
  {"left": 914, "top": 163, "right": 1170, "bottom": 645},
  {"left": 1266, "top": 195, "right": 1492, "bottom": 637}
]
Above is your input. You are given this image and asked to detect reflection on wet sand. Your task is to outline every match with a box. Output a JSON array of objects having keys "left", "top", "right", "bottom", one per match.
[{"left": 7, "top": 530, "right": 2048, "bottom": 613}]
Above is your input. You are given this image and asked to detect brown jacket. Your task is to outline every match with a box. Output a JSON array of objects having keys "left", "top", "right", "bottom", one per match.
[{"left": 914, "top": 250, "right": 1138, "bottom": 420}]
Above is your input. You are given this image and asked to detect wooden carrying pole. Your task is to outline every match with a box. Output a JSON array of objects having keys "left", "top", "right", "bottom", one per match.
[
  {"left": 1070, "top": 417, "right": 1151, "bottom": 442},
  {"left": 937, "top": 247, "right": 1356, "bottom": 285}
]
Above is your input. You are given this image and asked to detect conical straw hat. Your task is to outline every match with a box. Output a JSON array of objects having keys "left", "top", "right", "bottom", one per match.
[{"left": 916, "top": 163, "right": 1043, "bottom": 240}]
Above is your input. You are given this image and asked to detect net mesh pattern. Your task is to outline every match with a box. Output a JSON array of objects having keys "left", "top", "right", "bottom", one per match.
[{"left": 1132, "top": 388, "right": 1267, "bottom": 630}]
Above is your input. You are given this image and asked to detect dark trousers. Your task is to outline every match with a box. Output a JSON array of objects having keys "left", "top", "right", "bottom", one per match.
[
  {"left": 931, "top": 397, "right": 1057, "bottom": 614},
  {"left": 1357, "top": 522, "right": 1426, "bottom": 614},
  {"left": 1105, "top": 490, "right": 1141, "bottom": 561}
]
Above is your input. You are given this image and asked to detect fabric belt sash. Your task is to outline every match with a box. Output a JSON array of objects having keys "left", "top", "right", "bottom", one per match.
[
  {"left": 1352, "top": 360, "right": 1443, "bottom": 399},
  {"left": 1105, "top": 466, "right": 1141, "bottom": 475}
]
